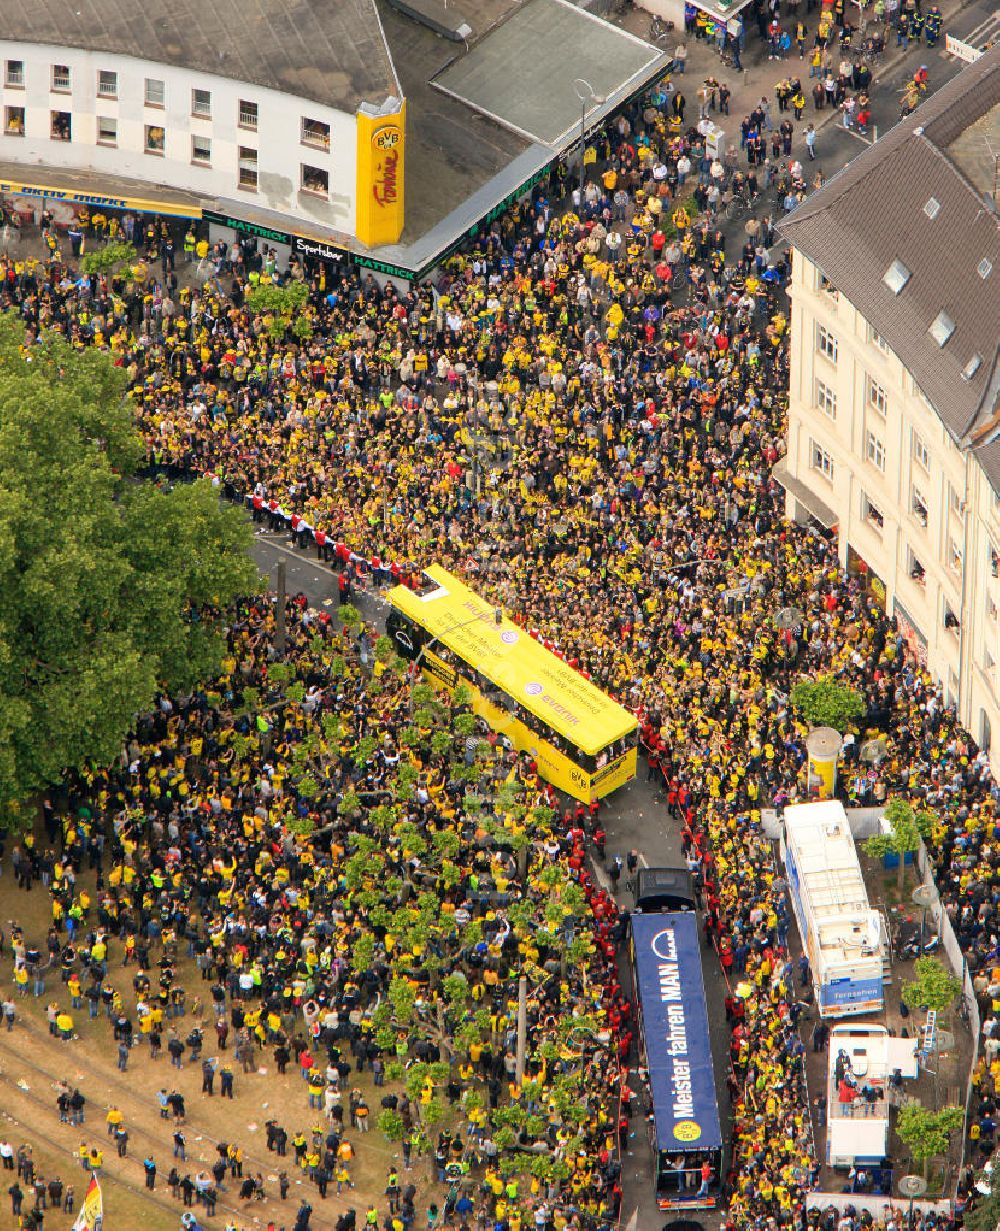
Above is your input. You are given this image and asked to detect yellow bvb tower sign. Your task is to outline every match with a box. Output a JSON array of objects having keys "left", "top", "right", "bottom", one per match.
[{"left": 356, "top": 98, "right": 406, "bottom": 247}]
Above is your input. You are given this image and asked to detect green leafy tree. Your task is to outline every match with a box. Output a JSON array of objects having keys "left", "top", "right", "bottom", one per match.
[
  {"left": 0, "top": 317, "right": 256, "bottom": 825},
  {"left": 246, "top": 281, "right": 310, "bottom": 342},
  {"left": 378, "top": 1109, "right": 406, "bottom": 1141},
  {"left": 80, "top": 240, "right": 137, "bottom": 277},
  {"left": 901, "top": 956, "right": 962, "bottom": 1016},
  {"left": 896, "top": 1104, "right": 964, "bottom": 1176},
  {"left": 790, "top": 674, "right": 865, "bottom": 733},
  {"left": 865, "top": 798, "right": 934, "bottom": 892},
  {"left": 338, "top": 603, "right": 362, "bottom": 632},
  {"left": 960, "top": 1175, "right": 1000, "bottom": 1231}
]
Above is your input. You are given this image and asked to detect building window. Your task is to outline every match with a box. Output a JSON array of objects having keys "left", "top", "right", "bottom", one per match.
[
  {"left": 810, "top": 439, "right": 834, "bottom": 480},
  {"left": 191, "top": 134, "right": 212, "bottom": 164},
  {"left": 912, "top": 429, "right": 930, "bottom": 472},
  {"left": 944, "top": 601, "right": 961, "bottom": 632},
  {"left": 814, "top": 379, "right": 837, "bottom": 419},
  {"left": 948, "top": 538, "right": 963, "bottom": 575},
  {"left": 816, "top": 269, "right": 839, "bottom": 299},
  {"left": 238, "top": 147, "right": 258, "bottom": 190},
  {"left": 816, "top": 323, "right": 838, "bottom": 363},
  {"left": 985, "top": 648, "right": 996, "bottom": 673},
  {"left": 239, "top": 100, "right": 258, "bottom": 130},
  {"left": 97, "top": 115, "right": 117, "bottom": 145},
  {"left": 989, "top": 595, "right": 998, "bottom": 622},
  {"left": 51, "top": 64, "right": 71, "bottom": 92},
  {"left": 301, "top": 118, "right": 331, "bottom": 150},
  {"left": 949, "top": 483, "right": 964, "bottom": 521},
  {"left": 883, "top": 259, "right": 912, "bottom": 295},
  {"left": 4, "top": 106, "right": 24, "bottom": 137},
  {"left": 144, "top": 124, "right": 165, "bottom": 154},
  {"left": 868, "top": 324, "right": 891, "bottom": 354},
  {"left": 911, "top": 486, "right": 928, "bottom": 527},
  {"left": 145, "top": 78, "right": 165, "bottom": 107},
  {"left": 5, "top": 61, "right": 24, "bottom": 88},
  {"left": 301, "top": 164, "right": 329, "bottom": 196},
  {"left": 192, "top": 88, "right": 212, "bottom": 118},
  {"left": 862, "top": 493, "right": 884, "bottom": 530},
  {"left": 912, "top": 379, "right": 934, "bottom": 412},
  {"left": 50, "top": 110, "right": 71, "bottom": 141},
  {"left": 991, "top": 541, "right": 999, "bottom": 579},
  {"left": 909, "top": 550, "right": 926, "bottom": 586},
  {"left": 865, "top": 430, "right": 885, "bottom": 473},
  {"left": 97, "top": 70, "right": 117, "bottom": 98},
  {"left": 867, "top": 377, "right": 887, "bottom": 416}
]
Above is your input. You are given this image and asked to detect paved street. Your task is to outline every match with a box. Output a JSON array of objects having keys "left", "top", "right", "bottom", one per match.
[{"left": 250, "top": 525, "right": 731, "bottom": 1230}]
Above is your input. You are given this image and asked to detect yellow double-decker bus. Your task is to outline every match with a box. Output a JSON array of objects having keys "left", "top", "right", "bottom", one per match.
[{"left": 385, "top": 566, "right": 637, "bottom": 802}]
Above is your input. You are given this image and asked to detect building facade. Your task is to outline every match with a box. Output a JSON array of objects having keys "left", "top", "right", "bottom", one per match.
[
  {"left": 0, "top": 0, "right": 404, "bottom": 247},
  {"left": 778, "top": 47, "right": 1000, "bottom": 765}
]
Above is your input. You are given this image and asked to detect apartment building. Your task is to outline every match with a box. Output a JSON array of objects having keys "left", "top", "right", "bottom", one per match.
[
  {"left": 777, "top": 47, "right": 1000, "bottom": 761},
  {"left": 0, "top": 0, "right": 405, "bottom": 247}
]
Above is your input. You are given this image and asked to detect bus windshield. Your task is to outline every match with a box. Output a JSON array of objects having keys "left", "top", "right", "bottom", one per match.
[{"left": 631, "top": 912, "right": 723, "bottom": 1209}]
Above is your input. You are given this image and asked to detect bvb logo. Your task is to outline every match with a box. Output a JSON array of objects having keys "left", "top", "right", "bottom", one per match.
[
  {"left": 374, "top": 126, "right": 400, "bottom": 151},
  {"left": 673, "top": 1120, "right": 702, "bottom": 1143}
]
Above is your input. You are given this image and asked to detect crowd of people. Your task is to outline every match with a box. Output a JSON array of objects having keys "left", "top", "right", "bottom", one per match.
[
  {"left": 4, "top": 597, "right": 629, "bottom": 1231},
  {"left": 0, "top": 23, "right": 990, "bottom": 1231}
]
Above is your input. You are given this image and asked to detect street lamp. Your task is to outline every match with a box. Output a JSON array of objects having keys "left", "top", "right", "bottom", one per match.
[
  {"left": 911, "top": 882, "right": 936, "bottom": 954},
  {"left": 860, "top": 737, "right": 888, "bottom": 765},
  {"left": 899, "top": 1173, "right": 927, "bottom": 1231},
  {"left": 572, "top": 78, "right": 605, "bottom": 198},
  {"left": 773, "top": 606, "right": 805, "bottom": 633}
]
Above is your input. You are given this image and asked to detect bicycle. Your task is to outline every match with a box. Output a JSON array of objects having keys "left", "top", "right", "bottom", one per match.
[{"left": 725, "top": 191, "right": 757, "bottom": 222}]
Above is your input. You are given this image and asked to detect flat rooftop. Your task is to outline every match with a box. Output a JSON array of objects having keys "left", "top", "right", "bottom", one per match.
[
  {"left": 377, "top": 0, "right": 532, "bottom": 243},
  {"left": 946, "top": 100, "right": 1000, "bottom": 198},
  {"left": 433, "top": 0, "right": 663, "bottom": 146},
  {"left": 1, "top": 0, "right": 400, "bottom": 115}
]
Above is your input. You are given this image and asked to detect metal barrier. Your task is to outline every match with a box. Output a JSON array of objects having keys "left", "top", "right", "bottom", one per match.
[{"left": 805, "top": 1194, "right": 953, "bottom": 1219}]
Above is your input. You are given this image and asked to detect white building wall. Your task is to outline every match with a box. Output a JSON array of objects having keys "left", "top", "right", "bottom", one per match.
[
  {"left": 0, "top": 41, "right": 356, "bottom": 234},
  {"left": 784, "top": 248, "right": 1000, "bottom": 770}
]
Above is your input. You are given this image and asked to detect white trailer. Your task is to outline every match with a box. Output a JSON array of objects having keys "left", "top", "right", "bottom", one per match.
[
  {"left": 826, "top": 1024, "right": 918, "bottom": 1166},
  {"left": 782, "top": 801, "right": 886, "bottom": 1018}
]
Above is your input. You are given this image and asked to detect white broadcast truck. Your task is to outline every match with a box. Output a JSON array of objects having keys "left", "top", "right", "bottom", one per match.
[
  {"left": 826, "top": 1023, "right": 918, "bottom": 1166},
  {"left": 782, "top": 801, "right": 886, "bottom": 1018}
]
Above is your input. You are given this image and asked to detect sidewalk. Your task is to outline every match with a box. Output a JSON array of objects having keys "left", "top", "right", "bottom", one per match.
[{"left": 616, "top": 0, "right": 973, "bottom": 152}]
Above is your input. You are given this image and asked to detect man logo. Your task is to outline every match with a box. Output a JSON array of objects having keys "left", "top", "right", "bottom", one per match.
[
  {"left": 673, "top": 1120, "right": 702, "bottom": 1142},
  {"left": 650, "top": 928, "right": 676, "bottom": 961},
  {"left": 500, "top": 629, "right": 519, "bottom": 645},
  {"left": 524, "top": 682, "right": 543, "bottom": 696}
]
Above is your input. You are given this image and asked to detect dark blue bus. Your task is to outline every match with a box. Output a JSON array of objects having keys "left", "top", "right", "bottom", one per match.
[{"left": 631, "top": 911, "right": 723, "bottom": 1210}]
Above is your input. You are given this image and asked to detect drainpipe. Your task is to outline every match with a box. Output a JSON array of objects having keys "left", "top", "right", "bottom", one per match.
[{"left": 957, "top": 448, "right": 972, "bottom": 723}]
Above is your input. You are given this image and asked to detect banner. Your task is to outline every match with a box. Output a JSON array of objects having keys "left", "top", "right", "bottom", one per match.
[
  {"left": 0, "top": 180, "right": 198, "bottom": 218},
  {"left": 355, "top": 103, "right": 406, "bottom": 247},
  {"left": 72, "top": 1174, "right": 103, "bottom": 1231}
]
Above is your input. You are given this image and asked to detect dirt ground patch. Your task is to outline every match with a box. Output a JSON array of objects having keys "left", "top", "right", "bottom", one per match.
[{"left": 0, "top": 866, "right": 439, "bottom": 1231}]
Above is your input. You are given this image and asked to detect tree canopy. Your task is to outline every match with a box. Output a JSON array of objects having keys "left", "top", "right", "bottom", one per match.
[
  {"left": 901, "top": 956, "right": 962, "bottom": 1016},
  {"left": 0, "top": 314, "right": 257, "bottom": 823},
  {"left": 864, "top": 797, "right": 934, "bottom": 891},
  {"left": 896, "top": 1104, "right": 963, "bottom": 1171},
  {"left": 790, "top": 674, "right": 865, "bottom": 732}
]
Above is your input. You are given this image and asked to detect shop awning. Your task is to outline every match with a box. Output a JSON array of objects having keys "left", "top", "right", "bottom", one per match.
[{"left": 772, "top": 459, "right": 838, "bottom": 529}]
